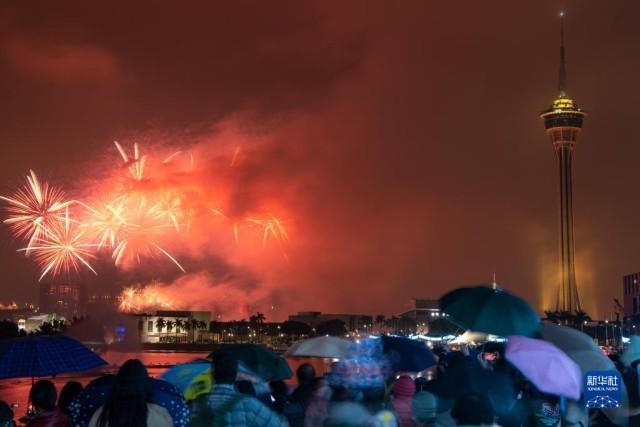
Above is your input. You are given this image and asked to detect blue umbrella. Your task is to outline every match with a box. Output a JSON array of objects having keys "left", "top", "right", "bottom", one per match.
[
  {"left": 68, "top": 375, "right": 190, "bottom": 427},
  {"left": 381, "top": 335, "right": 437, "bottom": 372},
  {"left": 0, "top": 335, "right": 107, "bottom": 379}
]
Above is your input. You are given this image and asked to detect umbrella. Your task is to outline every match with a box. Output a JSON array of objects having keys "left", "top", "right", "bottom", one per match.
[
  {"left": 439, "top": 285, "right": 540, "bottom": 337},
  {"left": 161, "top": 359, "right": 269, "bottom": 401},
  {"left": 539, "top": 325, "right": 629, "bottom": 424},
  {"left": 538, "top": 322, "right": 608, "bottom": 372},
  {"left": 0, "top": 335, "right": 107, "bottom": 379},
  {"left": 621, "top": 336, "right": 640, "bottom": 366},
  {"left": 506, "top": 335, "right": 582, "bottom": 400},
  {"left": 381, "top": 335, "right": 436, "bottom": 372},
  {"left": 285, "top": 336, "right": 352, "bottom": 358},
  {"left": 207, "top": 344, "right": 291, "bottom": 381},
  {"left": 68, "top": 375, "right": 190, "bottom": 427},
  {"left": 539, "top": 322, "right": 598, "bottom": 354}
]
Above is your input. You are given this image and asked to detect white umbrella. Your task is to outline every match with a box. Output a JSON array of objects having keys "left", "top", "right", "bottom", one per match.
[{"left": 285, "top": 336, "right": 352, "bottom": 358}]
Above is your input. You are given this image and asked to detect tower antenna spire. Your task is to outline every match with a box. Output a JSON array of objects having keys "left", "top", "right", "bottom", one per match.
[{"left": 558, "top": 12, "right": 567, "bottom": 95}]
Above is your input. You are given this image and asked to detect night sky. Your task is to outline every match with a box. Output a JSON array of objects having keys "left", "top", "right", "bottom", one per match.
[{"left": 1, "top": 1, "right": 640, "bottom": 319}]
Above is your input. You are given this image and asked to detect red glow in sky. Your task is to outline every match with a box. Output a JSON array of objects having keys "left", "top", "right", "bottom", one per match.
[{"left": 1, "top": 2, "right": 640, "bottom": 319}]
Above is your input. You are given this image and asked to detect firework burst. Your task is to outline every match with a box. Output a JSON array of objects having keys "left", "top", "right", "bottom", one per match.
[
  {"left": 0, "top": 170, "right": 71, "bottom": 253},
  {"left": 20, "top": 207, "right": 98, "bottom": 281},
  {"left": 81, "top": 197, "right": 127, "bottom": 249},
  {"left": 1, "top": 141, "right": 290, "bottom": 285},
  {"left": 112, "top": 198, "right": 186, "bottom": 272},
  {"left": 119, "top": 285, "right": 175, "bottom": 312}
]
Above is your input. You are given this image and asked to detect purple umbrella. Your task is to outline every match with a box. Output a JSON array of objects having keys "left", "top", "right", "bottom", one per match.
[{"left": 506, "top": 335, "right": 582, "bottom": 400}]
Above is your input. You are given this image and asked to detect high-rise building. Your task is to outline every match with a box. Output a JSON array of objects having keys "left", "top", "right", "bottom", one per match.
[
  {"left": 623, "top": 273, "right": 640, "bottom": 323},
  {"left": 540, "top": 14, "right": 586, "bottom": 313},
  {"left": 38, "top": 282, "right": 85, "bottom": 318}
]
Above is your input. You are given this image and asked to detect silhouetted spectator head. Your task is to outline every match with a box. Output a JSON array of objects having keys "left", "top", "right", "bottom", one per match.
[
  {"left": 412, "top": 391, "right": 437, "bottom": 425},
  {"left": 99, "top": 358, "right": 152, "bottom": 427},
  {"left": 235, "top": 380, "right": 256, "bottom": 397},
  {"left": 30, "top": 380, "right": 57, "bottom": 412},
  {"left": 58, "top": 381, "right": 83, "bottom": 416},
  {"left": 212, "top": 350, "right": 238, "bottom": 384},
  {"left": 113, "top": 359, "right": 151, "bottom": 398},
  {"left": 296, "top": 363, "right": 316, "bottom": 384},
  {"left": 0, "top": 400, "right": 14, "bottom": 424},
  {"left": 451, "top": 392, "right": 494, "bottom": 425}
]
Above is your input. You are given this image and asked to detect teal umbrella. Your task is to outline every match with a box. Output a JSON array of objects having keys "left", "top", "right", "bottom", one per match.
[
  {"left": 208, "top": 344, "right": 292, "bottom": 381},
  {"left": 439, "top": 285, "right": 540, "bottom": 337}
]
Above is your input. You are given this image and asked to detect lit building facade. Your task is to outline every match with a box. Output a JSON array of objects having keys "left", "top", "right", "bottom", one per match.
[
  {"left": 623, "top": 272, "right": 640, "bottom": 323},
  {"left": 136, "top": 310, "right": 211, "bottom": 343}
]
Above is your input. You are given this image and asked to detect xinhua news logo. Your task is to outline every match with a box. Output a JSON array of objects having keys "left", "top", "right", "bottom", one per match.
[{"left": 584, "top": 370, "right": 622, "bottom": 409}]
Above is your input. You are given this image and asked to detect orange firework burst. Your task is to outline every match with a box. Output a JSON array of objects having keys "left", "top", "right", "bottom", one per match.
[
  {"left": 112, "top": 198, "right": 186, "bottom": 272},
  {"left": 118, "top": 285, "right": 174, "bottom": 312},
  {"left": 20, "top": 207, "right": 98, "bottom": 281},
  {"left": 1, "top": 141, "right": 291, "bottom": 283},
  {"left": 0, "top": 170, "right": 71, "bottom": 253},
  {"left": 148, "top": 192, "right": 184, "bottom": 231},
  {"left": 80, "top": 197, "right": 127, "bottom": 248}
]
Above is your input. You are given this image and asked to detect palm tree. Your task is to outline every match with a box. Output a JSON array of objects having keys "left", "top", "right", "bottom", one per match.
[
  {"left": 195, "top": 320, "right": 207, "bottom": 343},
  {"left": 574, "top": 310, "right": 591, "bottom": 326},
  {"left": 155, "top": 317, "right": 166, "bottom": 334},
  {"left": 183, "top": 319, "right": 193, "bottom": 343},
  {"left": 189, "top": 318, "right": 199, "bottom": 343},
  {"left": 175, "top": 318, "right": 184, "bottom": 343},
  {"left": 166, "top": 320, "right": 175, "bottom": 342}
]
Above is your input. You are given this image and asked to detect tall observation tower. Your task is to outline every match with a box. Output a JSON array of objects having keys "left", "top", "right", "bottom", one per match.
[{"left": 540, "top": 13, "right": 585, "bottom": 313}]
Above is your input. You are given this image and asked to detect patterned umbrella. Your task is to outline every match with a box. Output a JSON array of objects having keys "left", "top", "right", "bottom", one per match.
[
  {"left": 68, "top": 375, "right": 190, "bottom": 427},
  {"left": 0, "top": 335, "right": 107, "bottom": 379},
  {"left": 160, "top": 359, "right": 268, "bottom": 401}
]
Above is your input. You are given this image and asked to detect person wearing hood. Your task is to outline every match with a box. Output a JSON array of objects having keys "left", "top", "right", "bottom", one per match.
[
  {"left": 412, "top": 391, "right": 437, "bottom": 426},
  {"left": 390, "top": 375, "right": 416, "bottom": 427}
]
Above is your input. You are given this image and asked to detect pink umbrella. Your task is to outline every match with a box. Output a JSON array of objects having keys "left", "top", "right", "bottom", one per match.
[{"left": 506, "top": 335, "right": 582, "bottom": 400}]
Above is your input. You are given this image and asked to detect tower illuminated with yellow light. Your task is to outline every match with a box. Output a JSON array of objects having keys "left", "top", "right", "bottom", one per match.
[{"left": 540, "top": 13, "right": 585, "bottom": 313}]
